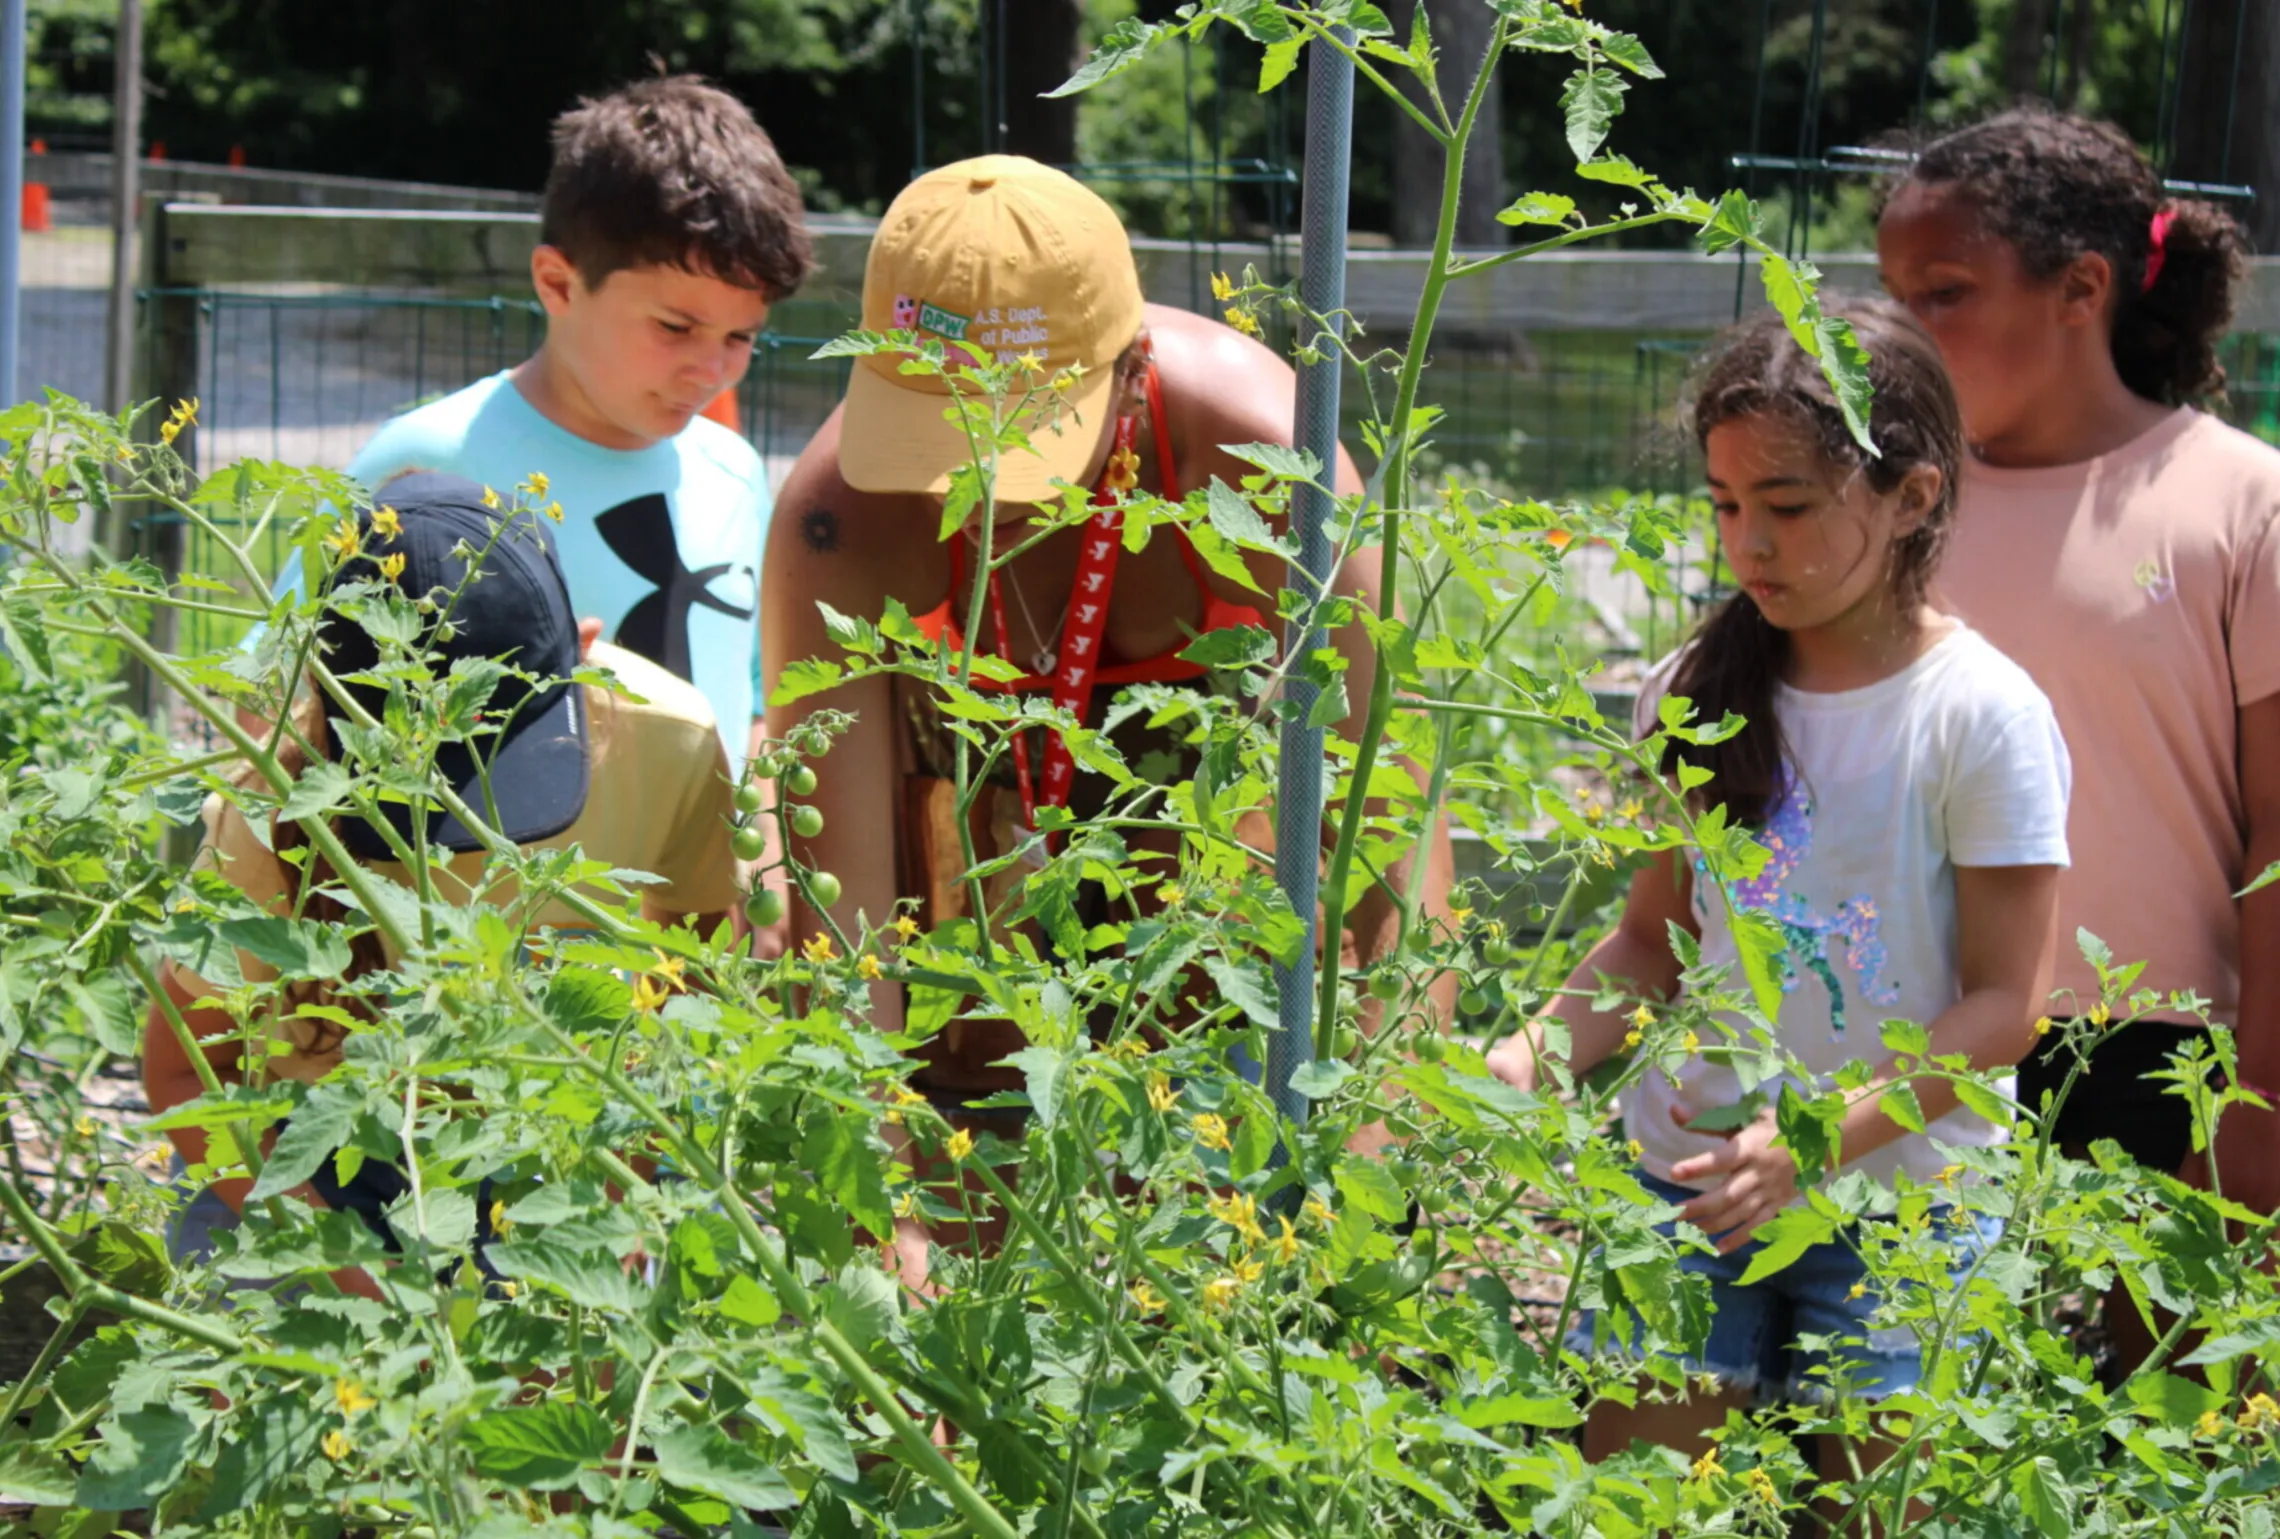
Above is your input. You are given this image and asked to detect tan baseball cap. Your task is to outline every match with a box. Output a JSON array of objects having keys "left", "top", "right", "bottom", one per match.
[{"left": 837, "top": 155, "right": 1145, "bottom": 504}]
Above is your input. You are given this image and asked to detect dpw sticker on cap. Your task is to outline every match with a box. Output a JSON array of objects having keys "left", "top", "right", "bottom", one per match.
[{"left": 917, "top": 301, "right": 972, "bottom": 341}]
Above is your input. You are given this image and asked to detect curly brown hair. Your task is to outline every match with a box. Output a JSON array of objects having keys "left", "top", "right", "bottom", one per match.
[{"left": 1888, "top": 107, "right": 2247, "bottom": 407}]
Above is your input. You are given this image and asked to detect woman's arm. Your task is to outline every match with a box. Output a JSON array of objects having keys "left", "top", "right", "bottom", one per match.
[
  {"left": 1486, "top": 851, "right": 1693, "bottom": 1093},
  {"left": 142, "top": 963, "right": 253, "bottom": 1209},
  {"left": 1672, "top": 861, "right": 2059, "bottom": 1250}
]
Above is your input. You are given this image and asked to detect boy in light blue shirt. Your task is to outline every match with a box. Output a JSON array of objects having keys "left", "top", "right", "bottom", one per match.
[{"left": 343, "top": 75, "right": 812, "bottom": 777}]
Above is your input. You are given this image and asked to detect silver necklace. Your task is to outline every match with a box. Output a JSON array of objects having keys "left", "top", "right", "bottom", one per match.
[{"left": 970, "top": 528, "right": 1071, "bottom": 675}]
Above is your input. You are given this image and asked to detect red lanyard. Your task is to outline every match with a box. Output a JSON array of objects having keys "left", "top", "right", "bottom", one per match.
[{"left": 985, "top": 412, "right": 1138, "bottom": 844}]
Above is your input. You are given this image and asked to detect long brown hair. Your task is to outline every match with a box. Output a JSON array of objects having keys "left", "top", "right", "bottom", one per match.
[{"left": 1662, "top": 299, "right": 1964, "bottom": 825}]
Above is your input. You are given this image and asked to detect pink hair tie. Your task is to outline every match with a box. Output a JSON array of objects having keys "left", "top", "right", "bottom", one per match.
[{"left": 2142, "top": 208, "right": 2177, "bottom": 293}]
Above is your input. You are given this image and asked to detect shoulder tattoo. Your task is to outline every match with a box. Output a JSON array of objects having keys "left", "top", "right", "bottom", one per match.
[{"left": 800, "top": 507, "right": 843, "bottom": 556}]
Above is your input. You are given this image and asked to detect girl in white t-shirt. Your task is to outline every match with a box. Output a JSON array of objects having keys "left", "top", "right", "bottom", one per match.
[{"left": 1486, "top": 301, "right": 2071, "bottom": 1464}]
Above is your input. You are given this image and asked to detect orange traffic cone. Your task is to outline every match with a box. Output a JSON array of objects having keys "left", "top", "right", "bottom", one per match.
[
  {"left": 227, "top": 144, "right": 246, "bottom": 168},
  {"left": 702, "top": 388, "right": 740, "bottom": 431},
  {"left": 22, "top": 138, "right": 49, "bottom": 232},
  {"left": 148, "top": 140, "right": 166, "bottom": 162}
]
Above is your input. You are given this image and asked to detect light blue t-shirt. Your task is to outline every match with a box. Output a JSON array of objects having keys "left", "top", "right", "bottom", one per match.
[{"left": 332, "top": 372, "right": 770, "bottom": 773}]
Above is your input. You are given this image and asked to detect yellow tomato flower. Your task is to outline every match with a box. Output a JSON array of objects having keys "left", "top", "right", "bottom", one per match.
[
  {"left": 893, "top": 914, "right": 921, "bottom": 940},
  {"left": 1623, "top": 1028, "right": 1643, "bottom": 1050},
  {"left": 1303, "top": 1196, "right": 1335, "bottom": 1227},
  {"left": 1013, "top": 350, "right": 1045, "bottom": 373},
  {"left": 1105, "top": 445, "right": 1142, "bottom": 494},
  {"left": 894, "top": 1188, "right": 920, "bottom": 1220},
  {"left": 1147, "top": 1073, "right": 1181, "bottom": 1113},
  {"left": 488, "top": 1198, "right": 512, "bottom": 1239},
  {"left": 1624, "top": 1138, "right": 1643, "bottom": 1162},
  {"left": 2240, "top": 1393, "right": 2280, "bottom": 1432},
  {"left": 803, "top": 932, "right": 836, "bottom": 964},
  {"left": 1200, "top": 1275, "right": 1243, "bottom": 1312},
  {"left": 1158, "top": 883, "right": 1186, "bottom": 907},
  {"left": 500, "top": 1281, "right": 519, "bottom": 1300},
  {"left": 324, "top": 517, "right": 361, "bottom": 563},
  {"left": 1847, "top": 1281, "right": 1867, "bottom": 1301},
  {"left": 1191, "top": 1112, "right": 1233, "bottom": 1152},
  {"left": 890, "top": 1085, "right": 926, "bottom": 1108},
  {"left": 378, "top": 552, "right": 407, "bottom": 584},
  {"left": 480, "top": 485, "right": 501, "bottom": 510},
  {"left": 334, "top": 1378, "right": 377, "bottom": 1417},
  {"left": 2033, "top": 1015, "right": 2054, "bottom": 1037},
  {"left": 1619, "top": 798, "right": 1643, "bottom": 821},
  {"left": 1270, "top": 1214, "right": 1302, "bottom": 1265},
  {"left": 1745, "top": 1468, "right": 1778, "bottom": 1506},
  {"left": 946, "top": 1128, "right": 976, "bottom": 1161},
  {"left": 1207, "top": 1191, "right": 1266, "bottom": 1244},
  {"left": 1232, "top": 1255, "right": 1264, "bottom": 1284},
  {"left": 2089, "top": 1002, "right": 2112, "bottom": 1026},
  {"left": 1631, "top": 1004, "right": 1654, "bottom": 1030},
  {"left": 1210, "top": 271, "right": 1236, "bottom": 303},
  {"left": 2197, "top": 1409, "right": 2228, "bottom": 1439},
  {"left": 857, "top": 953, "right": 884, "bottom": 981},
  {"left": 322, "top": 1429, "right": 352, "bottom": 1461},
  {"left": 159, "top": 396, "right": 199, "bottom": 445},
  {"left": 525, "top": 471, "right": 550, "bottom": 499},
  {"left": 631, "top": 973, "right": 670, "bottom": 1015},
  {"left": 649, "top": 950, "right": 687, "bottom": 987},
  {"left": 1690, "top": 1447, "right": 1723, "bottom": 1483},
  {"left": 1130, "top": 1279, "right": 1166, "bottom": 1313},
  {"left": 1226, "top": 306, "right": 1262, "bottom": 338},
  {"left": 1681, "top": 1029, "right": 1701, "bottom": 1053},
  {"left": 1105, "top": 1035, "right": 1150, "bottom": 1062},
  {"left": 370, "top": 504, "right": 402, "bottom": 540},
  {"left": 544, "top": 501, "right": 564, "bottom": 522}
]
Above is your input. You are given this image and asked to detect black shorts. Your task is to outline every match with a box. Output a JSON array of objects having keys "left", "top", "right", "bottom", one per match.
[{"left": 2014, "top": 1021, "right": 2222, "bottom": 1174}]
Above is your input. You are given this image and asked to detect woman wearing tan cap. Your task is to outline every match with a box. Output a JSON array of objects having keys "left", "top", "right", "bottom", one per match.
[{"left": 762, "top": 156, "right": 1451, "bottom": 1140}]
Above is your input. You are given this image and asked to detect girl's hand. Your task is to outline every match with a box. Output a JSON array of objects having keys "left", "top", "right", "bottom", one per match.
[
  {"left": 1483, "top": 1031, "right": 1538, "bottom": 1094},
  {"left": 1666, "top": 1103, "right": 1800, "bottom": 1253}
]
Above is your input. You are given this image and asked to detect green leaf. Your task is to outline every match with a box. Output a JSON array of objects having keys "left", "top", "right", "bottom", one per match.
[
  {"left": 1200, "top": 953, "right": 1278, "bottom": 1029},
  {"left": 2127, "top": 1371, "right": 2221, "bottom": 1427},
  {"left": 1598, "top": 29, "right": 1662, "bottom": 77},
  {"left": 1205, "top": 479, "right": 1279, "bottom": 549},
  {"left": 76, "top": 1409, "right": 196, "bottom": 1510},
  {"left": 462, "top": 1401, "right": 613, "bottom": 1490},
  {"left": 67, "top": 1221, "right": 171, "bottom": 1298},
  {"left": 1574, "top": 156, "right": 1654, "bottom": 188},
  {"left": 719, "top": 1273, "right": 782, "bottom": 1328},
  {"left": 1559, "top": 67, "right": 1628, "bottom": 163},
  {"left": 0, "top": 596, "right": 53, "bottom": 684},
  {"left": 1337, "top": 1159, "right": 1408, "bottom": 1224},
  {"left": 1288, "top": 1059, "right": 1354, "bottom": 1100},
  {"left": 801, "top": 1112, "right": 894, "bottom": 1243},
  {"left": 1218, "top": 441, "right": 1323, "bottom": 482},
  {"left": 488, "top": 1235, "right": 642, "bottom": 1312},
  {"left": 1497, "top": 190, "right": 1577, "bottom": 228},
  {"left": 1682, "top": 1090, "right": 1766, "bottom": 1134},
  {"left": 2240, "top": 860, "right": 2280, "bottom": 898},
  {"left": 2010, "top": 1455, "right": 2075, "bottom": 1536},
  {"left": 655, "top": 1425, "right": 797, "bottom": 1511},
  {"left": 1258, "top": 35, "right": 1303, "bottom": 92},
  {"left": 1048, "top": 16, "right": 1170, "bottom": 97},
  {"left": 248, "top": 1082, "right": 364, "bottom": 1200},
  {"left": 1727, "top": 907, "right": 1786, "bottom": 1025},
  {"left": 1951, "top": 1076, "right": 2015, "bottom": 1129},
  {"left": 198, "top": 1396, "right": 322, "bottom": 1516},
  {"left": 1695, "top": 189, "right": 1760, "bottom": 255},
  {"left": 217, "top": 915, "right": 354, "bottom": 979},
  {"left": 1735, "top": 1203, "right": 1837, "bottom": 1285},
  {"left": 1811, "top": 315, "right": 1876, "bottom": 454},
  {"left": 1178, "top": 624, "right": 1277, "bottom": 670},
  {"left": 768, "top": 656, "right": 844, "bottom": 706},
  {"left": 0, "top": 1436, "right": 76, "bottom": 1506},
  {"left": 1878, "top": 1083, "right": 1926, "bottom": 1135}
]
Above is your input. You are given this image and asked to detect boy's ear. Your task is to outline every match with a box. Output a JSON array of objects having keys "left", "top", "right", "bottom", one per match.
[{"left": 531, "top": 246, "right": 585, "bottom": 318}]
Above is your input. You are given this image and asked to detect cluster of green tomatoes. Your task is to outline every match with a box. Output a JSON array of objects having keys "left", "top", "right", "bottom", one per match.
[{"left": 732, "top": 725, "right": 840, "bottom": 929}]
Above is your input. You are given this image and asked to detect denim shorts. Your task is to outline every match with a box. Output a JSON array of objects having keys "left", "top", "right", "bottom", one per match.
[{"left": 1566, "top": 1168, "right": 2004, "bottom": 1402}]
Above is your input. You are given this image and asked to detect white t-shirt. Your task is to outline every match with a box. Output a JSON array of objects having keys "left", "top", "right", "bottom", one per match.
[{"left": 1627, "top": 623, "right": 2073, "bottom": 1193}]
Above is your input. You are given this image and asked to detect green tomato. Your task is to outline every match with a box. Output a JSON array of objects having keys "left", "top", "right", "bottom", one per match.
[
  {"left": 790, "top": 805, "right": 825, "bottom": 838},
  {"left": 1330, "top": 1024, "right": 1360, "bottom": 1059},
  {"left": 745, "top": 888, "right": 785, "bottom": 928},
  {"left": 1412, "top": 1032, "right": 1447, "bottom": 1064},
  {"left": 807, "top": 871, "right": 843, "bottom": 909},
  {"left": 785, "top": 764, "right": 819, "bottom": 797},
  {"left": 1459, "top": 987, "right": 1489, "bottom": 1016},
  {"left": 1428, "top": 1457, "right": 1458, "bottom": 1486},
  {"left": 1368, "top": 971, "right": 1404, "bottom": 1003},
  {"left": 731, "top": 825, "right": 766, "bottom": 862},
  {"left": 1079, "top": 1444, "right": 1112, "bottom": 1476},
  {"left": 750, "top": 758, "right": 779, "bottom": 779},
  {"left": 733, "top": 782, "right": 765, "bottom": 816}
]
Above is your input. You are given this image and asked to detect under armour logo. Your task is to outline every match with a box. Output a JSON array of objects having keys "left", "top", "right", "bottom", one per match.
[{"left": 594, "top": 493, "right": 755, "bottom": 681}]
